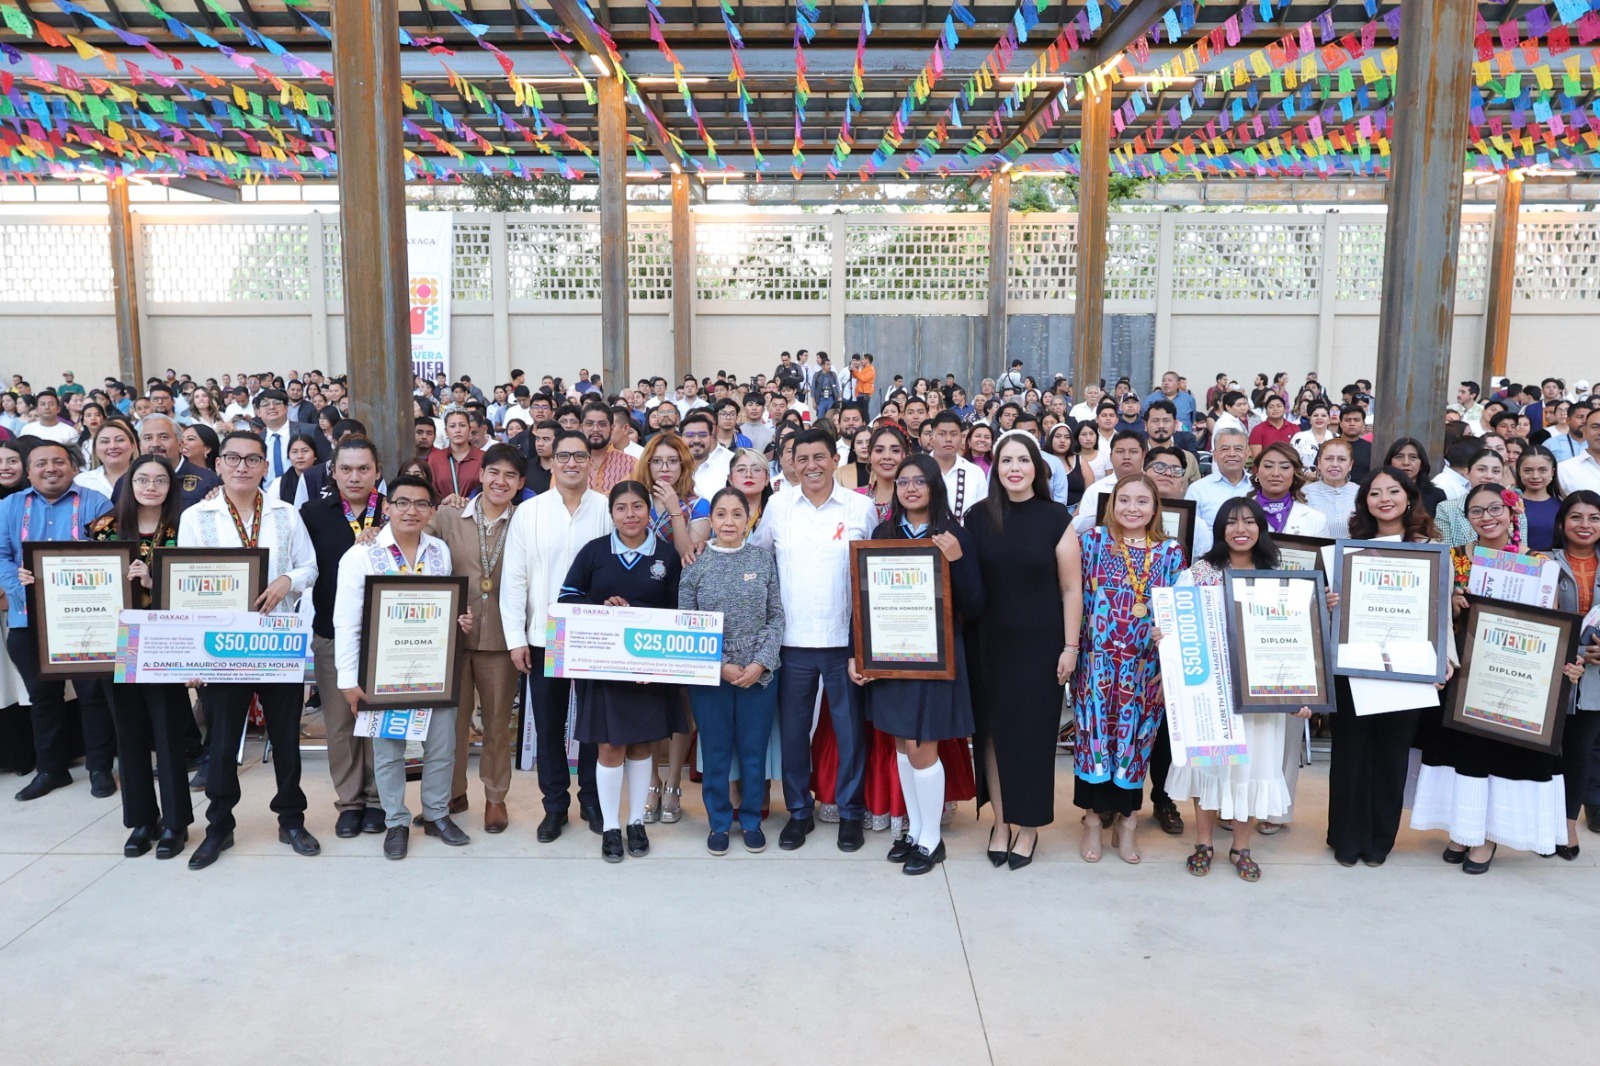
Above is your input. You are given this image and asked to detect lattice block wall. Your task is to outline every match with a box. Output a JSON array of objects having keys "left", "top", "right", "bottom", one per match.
[
  {"left": 143, "top": 222, "right": 312, "bottom": 302},
  {"left": 1008, "top": 220, "right": 1076, "bottom": 301},
  {"left": 1107, "top": 222, "right": 1160, "bottom": 301},
  {"left": 323, "top": 220, "right": 343, "bottom": 303},
  {"left": 1171, "top": 221, "right": 1322, "bottom": 300},
  {"left": 1456, "top": 220, "right": 1492, "bottom": 301},
  {"left": 1515, "top": 220, "right": 1600, "bottom": 300},
  {"left": 452, "top": 221, "right": 494, "bottom": 302},
  {"left": 0, "top": 224, "right": 113, "bottom": 302},
  {"left": 697, "top": 222, "right": 831, "bottom": 301},
  {"left": 1336, "top": 222, "right": 1385, "bottom": 300},
  {"left": 508, "top": 220, "right": 601, "bottom": 300},
  {"left": 846, "top": 223, "right": 988, "bottom": 301},
  {"left": 629, "top": 221, "right": 673, "bottom": 302}
]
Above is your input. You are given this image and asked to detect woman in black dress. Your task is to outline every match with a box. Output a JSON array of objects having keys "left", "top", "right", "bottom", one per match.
[
  {"left": 558, "top": 480, "right": 685, "bottom": 863},
  {"left": 851, "top": 454, "right": 983, "bottom": 876},
  {"left": 967, "top": 432, "right": 1082, "bottom": 869}
]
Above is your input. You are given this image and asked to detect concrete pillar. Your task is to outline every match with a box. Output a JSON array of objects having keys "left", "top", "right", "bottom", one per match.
[{"left": 598, "top": 75, "right": 629, "bottom": 395}]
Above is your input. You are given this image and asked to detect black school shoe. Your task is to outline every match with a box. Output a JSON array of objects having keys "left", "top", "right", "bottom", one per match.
[{"left": 903, "top": 840, "right": 947, "bottom": 876}]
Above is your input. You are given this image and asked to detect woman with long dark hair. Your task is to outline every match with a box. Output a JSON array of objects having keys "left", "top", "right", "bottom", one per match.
[
  {"left": 859, "top": 425, "right": 908, "bottom": 526},
  {"left": 1384, "top": 437, "right": 1446, "bottom": 517},
  {"left": 850, "top": 454, "right": 981, "bottom": 875},
  {"left": 1516, "top": 445, "right": 1562, "bottom": 552},
  {"left": 87, "top": 455, "right": 192, "bottom": 859},
  {"left": 1435, "top": 448, "right": 1527, "bottom": 548},
  {"left": 1045, "top": 423, "right": 1088, "bottom": 512},
  {"left": 1549, "top": 489, "right": 1600, "bottom": 860},
  {"left": 182, "top": 423, "right": 220, "bottom": 471},
  {"left": 967, "top": 432, "right": 1080, "bottom": 869},
  {"left": 1249, "top": 442, "right": 1332, "bottom": 538},
  {"left": 1327, "top": 467, "right": 1444, "bottom": 867},
  {"left": 835, "top": 427, "right": 873, "bottom": 490},
  {"left": 964, "top": 422, "right": 994, "bottom": 474}
]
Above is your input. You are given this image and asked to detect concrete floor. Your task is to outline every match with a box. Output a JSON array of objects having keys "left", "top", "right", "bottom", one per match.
[{"left": 1, "top": 748, "right": 1596, "bottom": 1065}]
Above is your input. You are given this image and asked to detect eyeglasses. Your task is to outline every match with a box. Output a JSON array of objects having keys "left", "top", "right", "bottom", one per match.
[
  {"left": 131, "top": 476, "right": 170, "bottom": 488},
  {"left": 389, "top": 498, "right": 435, "bottom": 512},
  {"left": 218, "top": 453, "right": 266, "bottom": 469},
  {"left": 649, "top": 457, "right": 679, "bottom": 468},
  {"left": 553, "top": 451, "right": 590, "bottom": 465},
  {"left": 682, "top": 431, "right": 711, "bottom": 441},
  {"left": 894, "top": 476, "right": 929, "bottom": 489},
  {"left": 1146, "top": 462, "right": 1182, "bottom": 476},
  {"left": 1467, "top": 503, "right": 1508, "bottom": 520}
]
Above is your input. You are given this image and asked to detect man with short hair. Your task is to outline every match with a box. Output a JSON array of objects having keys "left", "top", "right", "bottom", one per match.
[
  {"left": 926, "top": 411, "right": 988, "bottom": 521},
  {"left": 1069, "top": 382, "right": 1105, "bottom": 423},
  {"left": 902, "top": 397, "right": 930, "bottom": 445},
  {"left": 583, "top": 405, "right": 635, "bottom": 492},
  {"left": 682, "top": 411, "right": 730, "bottom": 501},
  {"left": 415, "top": 417, "right": 438, "bottom": 457},
  {"left": 1185, "top": 427, "right": 1253, "bottom": 556},
  {"left": 811, "top": 353, "right": 840, "bottom": 420},
  {"left": 181, "top": 432, "right": 321, "bottom": 870},
  {"left": 949, "top": 387, "right": 974, "bottom": 422},
  {"left": 285, "top": 379, "right": 317, "bottom": 424},
  {"left": 0, "top": 442, "right": 113, "bottom": 801},
  {"left": 833, "top": 405, "right": 865, "bottom": 461},
  {"left": 1214, "top": 391, "right": 1251, "bottom": 437},
  {"left": 222, "top": 386, "right": 254, "bottom": 422},
  {"left": 57, "top": 371, "right": 85, "bottom": 400},
  {"left": 501, "top": 429, "right": 610, "bottom": 840},
  {"left": 1449, "top": 380, "right": 1485, "bottom": 427},
  {"left": 612, "top": 405, "right": 643, "bottom": 460},
  {"left": 138, "top": 414, "right": 221, "bottom": 509},
  {"left": 711, "top": 397, "right": 750, "bottom": 454},
  {"left": 1143, "top": 401, "right": 1201, "bottom": 485},
  {"left": 1549, "top": 402, "right": 1588, "bottom": 462},
  {"left": 996, "top": 359, "right": 1025, "bottom": 393},
  {"left": 1526, "top": 377, "right": 1564, "bottom": 431},
  {"left": 20, "top": 391, "right": 77, "bottom": 444},
  {"left": 773, "top": 352, "right": 803, "bottom": 393},
  {"left": 258, "top": 388, "right": 328, "bottom": 483},
  {"left": 1142, "top": 370, "right": 1197, "bottom": 428},
  {"left": 1558, "top": 407, "right": 1600, "bottom": 495},
  {"left": 301, "top": 436, "right": 387, "bottom": 839},
  {"left": 1338, "top": 405, "right": 1373, "bottom": 481},
  {"left": 750, "top": 429, "right": 877, "bottom": 852},
  {"left": 1074, "top": 431, "right": 1148, "bottom": 534},
  {"left": 428, "top": 409, "right": 484, "bottom": 499},
  {"left": 1115, "top": 394, "right": 1146, "bottom": 438}
]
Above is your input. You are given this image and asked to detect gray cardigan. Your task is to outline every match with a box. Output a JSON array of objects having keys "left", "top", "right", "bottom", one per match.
[
  {"left": 1551, "top": 549, "right": 1600, "bottom": 711},
  {"left": 677, "top": 542, "right": 784, "bottom": 685}
]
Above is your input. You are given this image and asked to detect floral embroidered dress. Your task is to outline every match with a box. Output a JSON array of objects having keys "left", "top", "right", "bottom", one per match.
[{"left": 1073, "top": 525, "right": 1184, "bottom": 815}]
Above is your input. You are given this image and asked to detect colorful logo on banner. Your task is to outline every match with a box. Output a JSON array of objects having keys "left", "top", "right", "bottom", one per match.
[{"left": 406, "top": 209, "right": 453, "bottom": 383}]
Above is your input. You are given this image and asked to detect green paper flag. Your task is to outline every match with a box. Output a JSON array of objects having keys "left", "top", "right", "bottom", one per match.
[{"left": 2, "top": 4, "right": 35, "bottom": 38}]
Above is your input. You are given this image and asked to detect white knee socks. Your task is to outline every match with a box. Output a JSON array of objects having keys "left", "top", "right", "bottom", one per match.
[
  {"left": 625, "top": 757, "right": 654, "bottom": 826},
  {"left": 597, "top": 763, "right": 624, "bottom": 832},
  {"left": 913, "top": 762, "right": 946, "bottom": 852},
  {"left": 897, "top": 752, "right": 921, "bottom": 845}
]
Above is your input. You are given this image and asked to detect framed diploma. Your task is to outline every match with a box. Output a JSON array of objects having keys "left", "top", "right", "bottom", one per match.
[
  {"left": 1223, "top": 570, "right": 1336, "bottom": 713},
  {"left": 151, "top": 548, "right": 267, "bottom": 612},
  {"left": 356, "top": 575, "right": 467, "bottom": 710},
  {"left": 1273, "top": 533, "right": 1333, "bottom": 574},
  {"left": 849, "top": 540, "right": 956, "bottom": 680},
  {"left": 1096, "top": 494, "right": 1197, "bottom": 562},
  {"left": 24, "top": 541, "right": 136, "bottom": 678},
  {"left": 1445, "top": 595, "right": 1581, "bottom": 754},
  {"left": 1331, "top": 539, "right": 1451, "bottom": 684}
]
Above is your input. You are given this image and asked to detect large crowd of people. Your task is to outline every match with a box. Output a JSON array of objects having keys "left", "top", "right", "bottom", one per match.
[{"left": 0, "top": 354, "right": 1596, "bottom": 880}]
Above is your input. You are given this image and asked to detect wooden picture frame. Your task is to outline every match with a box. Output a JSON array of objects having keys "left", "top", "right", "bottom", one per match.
[
  {"left": 151, "top": 547, "right": 268, "bottom": 612},
  {"left": 1096, "top": 493, "right": 1197, "bottom": 563},
  {"left": 849, "top": 540, "right": 956, "bottom": 681},
  {"left": 356, "top": 575, "right": 467, "bottom": 709},
  {"left": 1272, "top": 533, "right": 1333, "bottom": 574},
  {"left": 23, "top": 541, "right": 136, "bottom": 678},
  {"left": 1445, "top": 595, "right": 1582, "bottom": 755},
  {"left": 1223, "top": 570, "right": 1336, "bottom": 713},
  {"left": 1331, "top": 539, "right": 1451, "bottom": 684}
]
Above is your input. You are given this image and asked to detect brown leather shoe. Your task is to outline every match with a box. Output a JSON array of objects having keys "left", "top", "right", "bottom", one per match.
[
  {"left": 484, "top": 801, "right": 508, "bottom": 834},
  {"left": 449, "top": 794, "right": 469, "bottom": 815}
]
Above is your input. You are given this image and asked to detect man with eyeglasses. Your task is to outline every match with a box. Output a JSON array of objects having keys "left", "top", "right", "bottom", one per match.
[
  {"left": 257, "top": 388, "right": 328, "bottom": 484},
  {"left": 582, "top": 405, "right": 634, "bottom": 494},
  {"left": 684, "top": 411, "right": 731, "bottom": 501},
  {"left": 501, "top": 429, "right": 612, "bottom": 840},
  {"left": 136, "top": 414, "right": 220, "bottom": 510},
  {"left": 180, "top": 431, "right": 320, "bottom": 871}
]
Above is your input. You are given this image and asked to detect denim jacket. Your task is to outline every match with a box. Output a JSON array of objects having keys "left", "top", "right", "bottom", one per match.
[{"left": 1551, "top": 549, "right": 1600, "bottom": 712}]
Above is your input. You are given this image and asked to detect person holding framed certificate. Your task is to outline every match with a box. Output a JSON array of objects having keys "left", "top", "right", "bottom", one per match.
[
  {"left": 0, "top": 439, "right": 113, "bottom": 802},
  {"left": 87, "top": 454, "right": 193, "bottom": 859},
  {"left": 1410, "top": 482, "right": 1582, "bottom": 871},
  {"left": 849, "top": 454, "right": 982, "bottom": 876},
  {"left": 335, "top": 475, "right": 473, "bottom": 861},
  {"left": 1327, "top": 467, "right": 1445, "bottom": 869},
  {"left": 1162, "top": 498, "right": 1313, "bottom": 882},
  {"left": 1549, "top": 490, "right": 1600, "bottom": 860},
  {"left": 558, "top": 480, "right": 685, "bottom": 863}
]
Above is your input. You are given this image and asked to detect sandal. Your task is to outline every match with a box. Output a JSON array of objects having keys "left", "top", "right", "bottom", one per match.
[
  {"left": 1229, "top": 847, "right": 1261, "bottom": 882},
  {"left": 1113, "top": 815, "right": 1141, "bottom": 865},
  {"left": 1257, "top": 821, "right": 1284, "bottom": 836},
  {"left": 1186, "top": 843, "right": 1214, "bottom": 876},
  {"left": 641, "top": 783, "right": 662, "bottom": 824},
  {"left": 1078, "top": 814, "right": 1102, "bottom": 864},
  {"left": 659, "top": 785, "right": 683, "bottom": 824}
]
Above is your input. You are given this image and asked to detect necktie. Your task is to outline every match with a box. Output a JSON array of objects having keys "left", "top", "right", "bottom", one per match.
[{"left": 272, "top": 432, "right": 283, "bottom": 478}]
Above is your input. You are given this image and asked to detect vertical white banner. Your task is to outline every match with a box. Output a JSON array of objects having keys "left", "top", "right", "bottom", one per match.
[{"left": 406, "top": 209, "right": 453, "bottom": 383}]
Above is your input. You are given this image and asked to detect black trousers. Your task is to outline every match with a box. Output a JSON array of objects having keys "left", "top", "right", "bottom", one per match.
[
  {"left": 520, "top": 670, "right": 597, "bottom": 813},
  {"left": 1560, "top": 710, "right": 1600, "bottom": 820},
  {"left": 201, "top": 682, "right": 306, "bottom": 838},
  {"left": 5, "top": 629, "right": 115, "bottom": 775},
  {"left": 1148, "top": 715, "right": 1173, "bottom": 806},
  {"left": 1326, "top": 691, "right": 1421, "bottom": 862},
  {"left": 109, "top": 683, "right": 194, "bottom": 832}
]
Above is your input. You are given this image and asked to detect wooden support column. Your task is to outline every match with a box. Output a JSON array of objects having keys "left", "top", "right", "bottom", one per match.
[
  {"left": 598, "top": 75, "right": 629, "bottom": 395},
  {"left": 106, "top": 179, "right": 143, "bottom": 388},
  {"left": 1480, "top": 172, "right": 1524, "bottom": 386},
  {"left": 1373, "top": 0, "right": 1476, "bottom": 455},
  {"left": 331, "top": 0, "right": 411, "bottom": 471},
  {"left": 985, "top": 171, "right": 1011, "bottom": 387},
  {"left": 670, "top": 171, "right": 694, "bottom": 384},
  {"left": 1073, "top": 82, "right": 1112, "bottom": 394}
]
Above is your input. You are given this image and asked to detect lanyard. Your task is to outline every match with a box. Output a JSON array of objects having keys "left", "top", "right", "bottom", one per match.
[
  {"left": 387, "top": 542, "right": 425, "bottom": 574},
  {"left": 341, "top": 491, "right": 380, "bottom": 536},
  {"left": 21, "top": 492, "right": 81, "bottom": 542},
  {"left": 224, "top": 492, "right": 262, "bottom": 548},
  {"left": 449, "top": 454, "right": 462, "bottom": 497}
]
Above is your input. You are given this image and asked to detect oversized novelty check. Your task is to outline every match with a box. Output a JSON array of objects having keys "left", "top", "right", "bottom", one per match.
[
  {"left": 545, "top": 603, "right": 724, "bottom": 686},
  {"left": 116, "top": 610, "right": 310, "bottom": 686},
  {"left": 1152, "top": 586, "right": 1249, "bottom": 769}
]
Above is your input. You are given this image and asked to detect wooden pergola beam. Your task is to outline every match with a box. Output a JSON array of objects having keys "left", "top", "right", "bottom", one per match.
[
  {"left": 1073, "top": 82, "right": 1112, "bottom": 394},
  {"left": 1480, "top": 172, "right": 1524, "bottom": 386},
  {"left": 106, "top": 178, "right": 143, "bottom": 389},
  {"left": 598, "top": 74, "right": 630, "bottom": 394}
]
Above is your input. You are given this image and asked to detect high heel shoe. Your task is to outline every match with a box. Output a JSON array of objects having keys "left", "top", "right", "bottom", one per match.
[
  {"left": 1462, "top": 842, "right": 1497, "bottom": 875},
  {"left": 1555, "top": 843, "right": 1581, "bottom": 861},
  {"left": 1007, "top": 830, "right": 1035, "bottom": 870},
  {"left": 986, "top": 824, "right": 1009, "bottom": 868},
  {"left": 1079, "top": 814, "right": 1102, "bottom": 863},
  {"left": 1113, "top": 814, "right": 1141, "bottom": 865}
]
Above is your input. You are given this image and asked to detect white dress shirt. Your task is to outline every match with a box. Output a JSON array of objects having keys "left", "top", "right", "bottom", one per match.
[
  {"left": 222, "top": 402, "right": 255, "bottom": 422},
  {"left": 20, "top": 420, "right": 79, "bottom": 445},
  {"left": 261, "top": 423, "right": 297, "bottom": 481},
  {"left": 1185, "top": 470, "right": 1254, "bottom": 556},
  {"left": 177, "top": 491, "right": 317, "bottom": 615},
  {"left": 692, "top": 444, "right": 735, "bottom": 501},
  {"left": 499, "top": 487, "right": 613, "bottom": 650},
  {"left": 939, "top": 454, "right": 989, "bottom": 521},
  {"left": 1432, "top": 466, "right": 1470, "bottom": 501},
  {"left": 749, "top": 482, "right": 877, "bottom": 648},
  {"left": 73, "top": 466, "right": 117, "bottom": 500},
  {"left": 1559, "top": 450, "right": 1600, "bottom": 496},
  {"left": 332, "top": 526, "right": 451, "bottom": 690},
  {"left": 1213, "top": 412, "right": 1247, "bottom": 437}
]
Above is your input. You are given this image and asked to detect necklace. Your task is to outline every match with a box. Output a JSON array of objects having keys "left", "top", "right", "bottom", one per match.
[
  {"left": 341, "top": 490, "right": 380, "bottom": 536},
  {"left": 474, "top": 501, "right": 513, "bottom": 599},
  {"left": 386, "top": 541, "right": 425, "bottom": 574},
  {"left": 1111, "top": 535, "right": 1156, "bottom": 618},
  {"left": 224, "top": 492, "right": 262, "bottom": 548}
]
